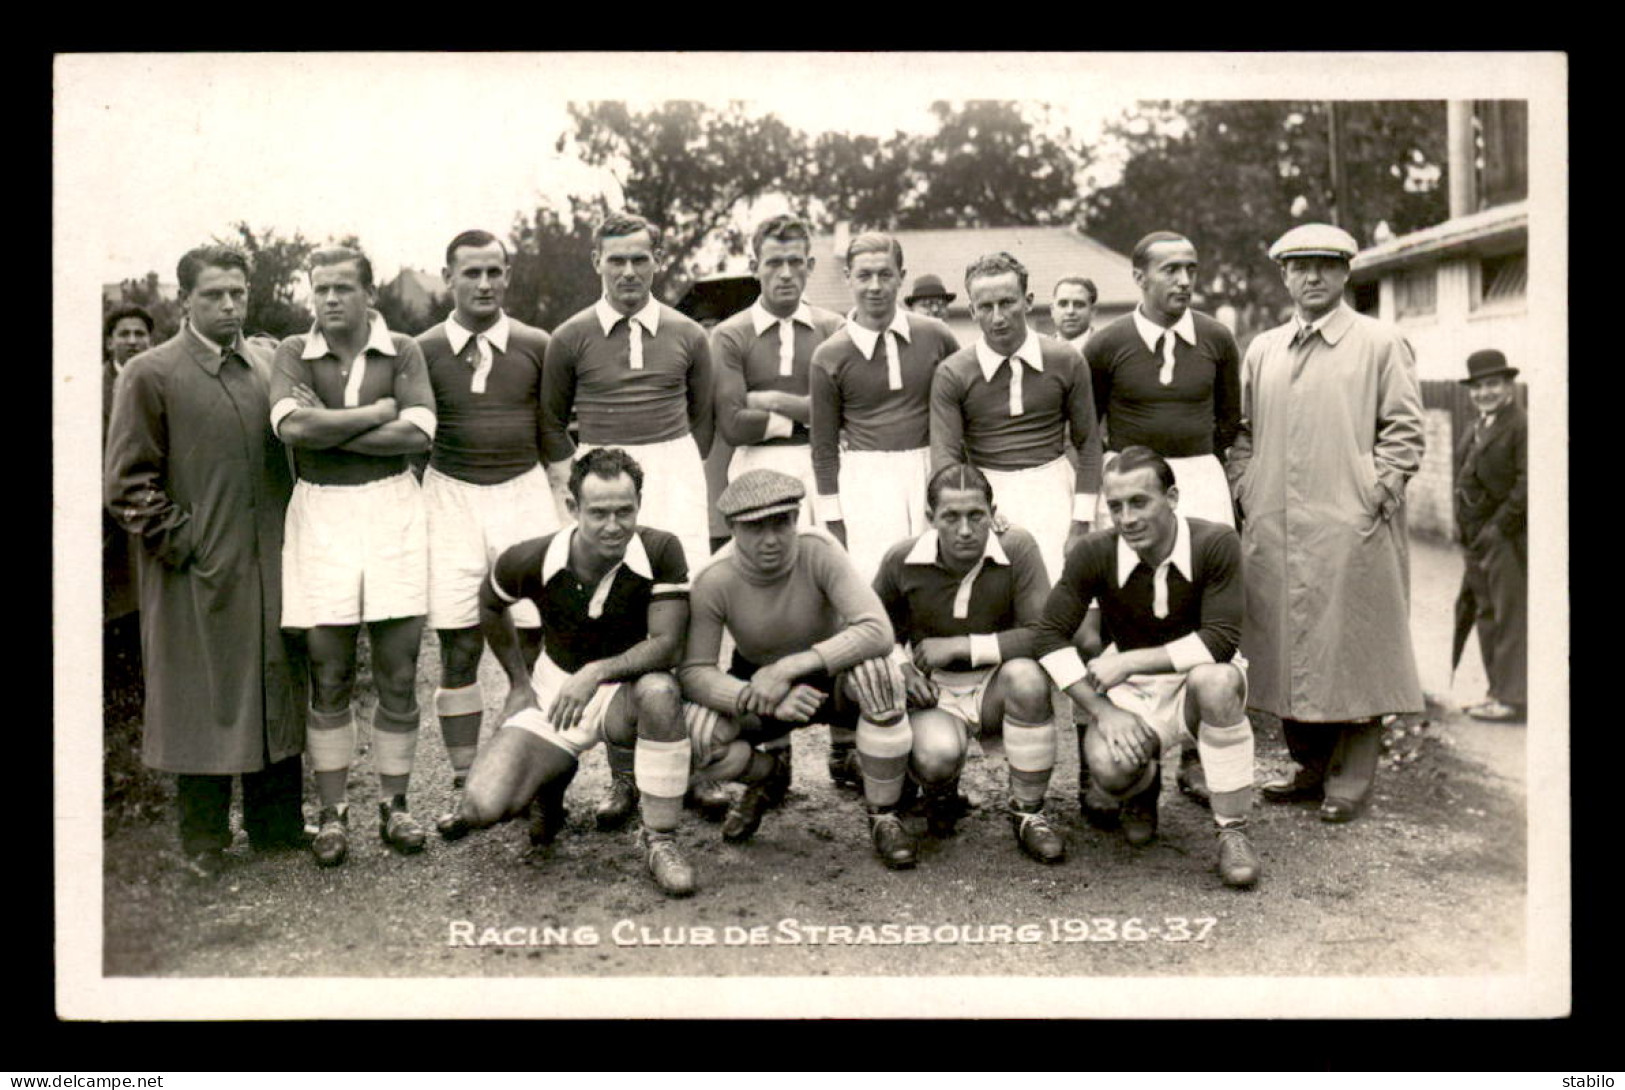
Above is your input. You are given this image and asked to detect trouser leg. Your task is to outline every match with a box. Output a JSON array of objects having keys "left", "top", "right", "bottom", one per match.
[
  {"left": 176, "top": 773, "right": 233, "bottom": 856},
  {"left": 1281, "top": 718, "right": 1335, "bottom": 782},
  {"left": 1324, "top": 719, "right": 1383, "bottom": 805},
  {"left": 1482, "top": 532, "right": 1528, "bottom": 708},
  {"left": 241, "top": 754, "right": 306, "bottom": 848}
]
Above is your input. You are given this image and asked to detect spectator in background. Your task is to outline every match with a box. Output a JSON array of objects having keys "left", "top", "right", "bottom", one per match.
[
  {"left": 103, "top": 305, "right": 154, "bottom": 626},
  {"left": 1051, "top": 276, "right": 1098, "bottom": 353},
  {"left": 105, "top": 246, "right": 308, "bottom": 879},
  {"left": 903, "top": 273, "right": 955, "bottom": 321},
  {"left": 1454, "top": 349, "right": 1527, "bottom": 723}
]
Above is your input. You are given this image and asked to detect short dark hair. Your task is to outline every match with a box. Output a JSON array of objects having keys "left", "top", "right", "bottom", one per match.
[
  {"left": 594, "top": 212, "right": 663, "bottom": 251},
  {"left": 1130, "top": 231, "right": 1193, "bottom": 272},
  {"left": 925, "top": 462, "right": 995, "bottom": 513},
  {"left": 845, "top": 231, "right": 904, "bottom": 271},
  {"left": 568, "top": 446, "right": 645, "bottom": 500},
  {"left": 177, "top": 245, "right": 251, "bottom": 293},
  {"left": 1105, "top": 445, "right": 1176, "bottom": 493},
  {"left": 751, "top": 214, "right": 812, "bottom": 260},
  {"left": 309, "top": 246, "right": 375, "bottom": 290},
  {"left": 103, "top": 304, "right": 154, "bottom": 340},
  {"left": 1053, "top": 276, "right": 1098, "bottom": 304},
  {"left": 445, "top": 229, "right": 508, "bottom": 268},
  {"left": 964, "top": 251, "right": 1029, "bottom": 294}
]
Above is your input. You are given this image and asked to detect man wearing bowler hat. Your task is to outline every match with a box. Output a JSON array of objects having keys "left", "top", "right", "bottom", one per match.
[
  {"left": 1453, "top": 349, "right": 1526, "bottom": 722},
  {"left": 1229, "top": 223, "right": 1425, "bottom": 824},
  {"left": 904, "top": 274, "right": 956, "bottom": 321}
]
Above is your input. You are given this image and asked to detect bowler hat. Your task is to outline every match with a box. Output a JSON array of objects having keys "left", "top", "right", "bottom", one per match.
[
  {"left": 1268, "top": 223, "right": 1360, "bottom": 263},
  {"left": 717, "top": 469, "right": 805, "bottom": 523},
  {"left": 904, "top": 274, "right": 956, "bottom": 305},
  {"left": 1460, "top": 348, "right": 1520, "bottom": 385}
]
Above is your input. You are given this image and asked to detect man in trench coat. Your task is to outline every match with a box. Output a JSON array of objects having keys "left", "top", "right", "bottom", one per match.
[
  {"left": 105, "top": 244, "right": 308, "bottom": 877},
  {"left": 1228, "top": 224, "right": 1425, "bottom": 823}
]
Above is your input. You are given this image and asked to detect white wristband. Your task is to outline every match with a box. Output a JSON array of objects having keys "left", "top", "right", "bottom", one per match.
[
  {"left": 814, "top": 492, "right": 844, "bottom": 522},
  {"left": 968, "top": 634, "right": 1003, "bottom": 667},
  {"left": 1073, "top": 493, "right": 1098, "bottom": 521},
  {"left": 763, "top": 412, "right": 796, "bottom": 441}
]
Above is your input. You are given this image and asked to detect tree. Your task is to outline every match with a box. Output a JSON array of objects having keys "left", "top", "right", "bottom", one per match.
[
  {"left": 219, "top": 223, "right": 317, "bottom": 339},
  {"left": 898, "top": 101, "right": 1083, "bottom": 229},
  {"left": 797, "top": 130, "right": 917, "bottom": 231},
  {"left": 1081, "top": 101, "right": 1448, "bottom": 331},
  {"left": 112, "top": 271, "right": 181, "bottom": 342},
  {"left": 561, "top": 101, "right": 807, "bottom": 301},
  {"left": 504, "top": 193, "right": 610, "bottom": 331}
]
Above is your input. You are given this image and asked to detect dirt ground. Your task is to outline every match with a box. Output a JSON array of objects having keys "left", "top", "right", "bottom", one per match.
[{"left": 98, "top": 535, "right": 1530, "bottom": 982}]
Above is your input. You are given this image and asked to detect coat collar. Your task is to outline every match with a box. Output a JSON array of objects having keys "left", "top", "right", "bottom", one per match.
[
  {"left": 301, "top": 311, "right": 398, "bottom": 360},
  {"left": 845, "top": 308, "right": 912, "bottom": 360},
  {"left": 1292, "top": 302, "right": 1354, "bottom": 346},
  {"left": 750, "top": 298, "right": 814, "bottom": 336},
  {"left": 973, "top": 329, "right": 1044, "bottom": 382},
  {"left": 446, "top": 310, "right": 511, "bottom": 354},
  {"left": 541, "top": 526, "right": 654, "bottom": 585},
  {"left": 904, "top": 528, "right": 1011, "bottom": 568},
  {"left": 595, "top": 295, "right": 662, "bottom": 337},
  {"left": 1116, "top": 515, "right": 1193, "bottom": 587},
  {"left": 182, "top": 322, "right": 247, "bottom": 376}
]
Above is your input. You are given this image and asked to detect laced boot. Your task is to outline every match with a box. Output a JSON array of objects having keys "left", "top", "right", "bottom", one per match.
[
  {"left": 312, "top": 805, "right": 350, "bottom": 867},
  {"left": 868, "top": 806, "right": 918, "bottom": 870},
  {"left": 1216, "top": 820, "right": 1262, "bottom": 888},
  {"left": 379, "top": 795, "right": 427, "bottom": 855},
  {"left": 643, "top": 829, "right": 696, "bottom": 897},
  {"left": 1010, "top": 798, "right": 1066, "bottom": 863}
]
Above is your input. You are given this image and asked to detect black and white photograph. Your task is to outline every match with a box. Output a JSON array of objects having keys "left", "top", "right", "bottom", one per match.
[{"left": 53, "top": 51, "right": 1568, "bottom": 1020}]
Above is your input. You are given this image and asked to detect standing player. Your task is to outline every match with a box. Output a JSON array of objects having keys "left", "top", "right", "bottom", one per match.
[
  {"left": 270, "top": 246, "right": 437, "bottom": 867},
  {"left": 873, "top": 464, "right": 1062, "bottom": 862},
  {"left": 810, "top": 233, "right": 959, "bottom": 782},
  {"left": 680, "top": 470, "right": 918, "bottom": 870},
  {"left": 540, "top": 213, "right": 715, "bottom": 573},
  {"left": 929, "top": 251, "right": 1097, "bottom": 585},
  {"left": 441, "top": 448, "right": 697, "bottom": 897},
  {"left": 1031, "top": 447, "right": 1261, "bottom": 888},
  {"left": 1051, "top": 276, "right": 1098, "bottom": 353},
  {"left": 415, "top": 229, "right": 561, "bottom": 836},
  {"left": 1079, "top": 231, "right": 1242, "bottom": 806},
  {"left": 712, "top": 214, "right": 844, "bottom": 518}
]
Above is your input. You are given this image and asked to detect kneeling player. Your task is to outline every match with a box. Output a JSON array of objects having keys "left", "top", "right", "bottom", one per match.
[
  {"left": 1031, "top": 446, "right": 1261, "bottom": 888},
  {"left": 441, "top": 448, "right": 697, "bottom": 897},
  {"left": 873, "top": 464, "right": 1064, "bottom": 862},
  {"left": 680, "top": 469, "right": 919, "bottom": 869}
]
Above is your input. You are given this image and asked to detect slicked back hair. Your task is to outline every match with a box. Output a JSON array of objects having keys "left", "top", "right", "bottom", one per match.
[
  {"left": 594, "top": 212, "right": 663, "bottom": 251},
  {"left": 177, "top": 245, "right": 251, "bottom": 293},
  {"left": 309, "top": 246, "right": 375, "bottom": 290},
  {"left": 1105, "top": 445, "right": 1176, "bottom": 493},
  {"left": 445, "top": 229, "right": 508, "bottom": 267},
  {"left": 751, "top": 214, "right": 812, "bottom": 260},
  {"left": 845, "top": 231, "right": 904, "bottom": 271},
  {"left": 569, "top": 446, "right": 645, "bottom": 501},
  {"left": 964, "top": 251, "right": 1029, "bottom": 295},
  {"left": 926, "top": 462, "right": 996, "bottom": 513},
  {"left": 1053, "top": 276, "right": 1098, "bottom": 304},
  {"left": 103, "top": 304, "right": 154, "bottom": 340},
  {"left": 1130, "top": 231, "right": 1193, "bottom": 272}
]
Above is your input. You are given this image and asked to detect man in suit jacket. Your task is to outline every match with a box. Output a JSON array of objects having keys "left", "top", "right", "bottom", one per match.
[{"left": 1454, "top": 349, "right": 1527, "bottom": 722}]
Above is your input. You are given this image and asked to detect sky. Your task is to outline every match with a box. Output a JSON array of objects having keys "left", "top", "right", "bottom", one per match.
[{"left": 56, "top": 50, "right": 1553, "bottom": 288}]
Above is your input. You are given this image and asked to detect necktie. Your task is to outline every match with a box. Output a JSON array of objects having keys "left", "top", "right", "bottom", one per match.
[
  {"left": 469, "top": 333, "right": 493, "bottom": 394},
  {"left": 627, "top": 317, "right": 644, "bottom": 370},
  {"left": 1157, "top": 332, "right": 1177, "bottom": 385},
  {"left": 778, "top": 319, "right": 796, "bottom": 377},
  {"left": 1005, "top": 357, "right": 1025, "bottom": 417},
  {"left": 881, "top": 329, "right": 901, "bottom": 390}
]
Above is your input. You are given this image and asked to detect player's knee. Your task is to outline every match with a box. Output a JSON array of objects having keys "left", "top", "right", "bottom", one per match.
[
  {"left": 1083, "top": 732, "right": 1150, "bottom": 795},
  {"left": 633, "top": 673, "right": 684, "bottom": 742},
  {"left": 1189, "top": 663, "right": 1245, "bottom": 719},
  {"left": 437, "top": 629, "right": 484, "bottom": 688},
  {"left": 371, "top": 657, "right": 419, "bottom": 704},
  {"left": 458, "top": 781, "right": 507, "bottom": 828},
  {"left": 999, "top": 658, "right": 1053, "bottom": 721},
  {"left": 909, "top": 716, "right": 964, "bottom": 784},
  {"left": 309, "top": 660, "right": 355, "bottom": 708}
]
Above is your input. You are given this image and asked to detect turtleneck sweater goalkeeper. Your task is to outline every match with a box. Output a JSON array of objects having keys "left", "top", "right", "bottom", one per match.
[{"left": 679, "top": 527, "right": 894, "bottom": 711}]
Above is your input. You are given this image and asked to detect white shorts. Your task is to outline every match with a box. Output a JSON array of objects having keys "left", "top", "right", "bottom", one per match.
[
  {"left": 927, "top": 667, "right": 996, "bottom": 734},
  {"left": 578, "top": 435, "right": 711, "bottom": 575},
  {"left": 502, "top": 652, "right": 624, "bottom": 757},
  {"left": 1096, "top": 452, "right": 1234, "bottom": 529},
  {"left": 283, "top": 471, "right": 427, "bottom": 628},
  {"left": 836, "top": 446, "right": 931, "bottom": 581},
  {"left": 982, "top": 454, "right": 1075, "bottom": 585},
  {"left": 1101, "top": 654, "right": 1248, "bottom": 749},
  {"left": 729, "top": 443, "right": 819, "bottom": 526},
  {"left": 424, "top": 464, "right": 557, "bottom": 630}
]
